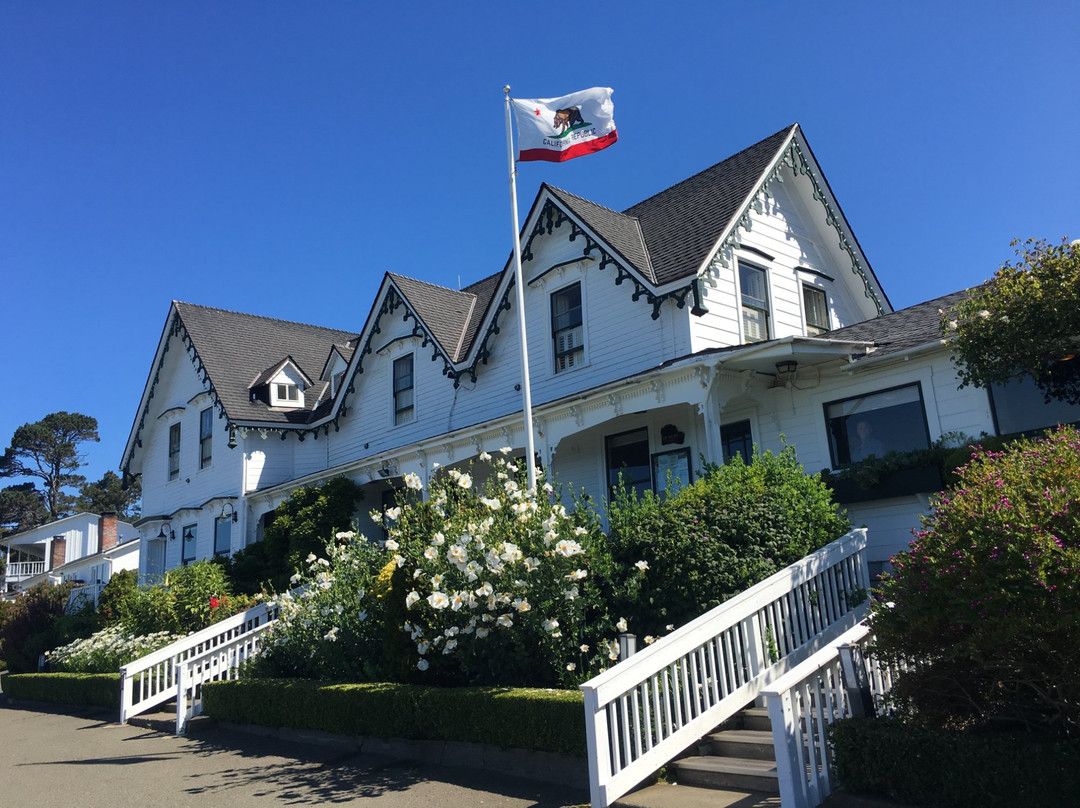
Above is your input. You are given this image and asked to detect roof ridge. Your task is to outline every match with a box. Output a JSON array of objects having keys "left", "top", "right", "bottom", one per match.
[
  {"left": 622, "top": 123, "right": 798, "bottom": 215},
  {"left": 387, "top": 272, "right": 477, "bottom": 299},
  {"left": 546, "top": 184, "right": 640, "bottom": 222},
  {"left": 173, "top": 300, "right": 357, "bottom": 337}
]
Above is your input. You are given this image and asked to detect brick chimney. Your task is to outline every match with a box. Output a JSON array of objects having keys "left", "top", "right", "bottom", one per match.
[
  {"left": 50, "top": 536, "right": 67, "bottom": 570},
  {"left": 99, "top": 512, "right": 119, "bottom": 552}
]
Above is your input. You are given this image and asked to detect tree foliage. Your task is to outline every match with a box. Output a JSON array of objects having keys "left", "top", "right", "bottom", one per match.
[
  {"left": 0, "top": 482, "right": 49, "bottom": 535},
  {"left": 871, "top": 426, "right": 1080, "bottom": 737},
  {"left": 0, "top": 411, "right": 99, "bottom": 519},
  {"left": 75, "top": 471, "right": 141, "bottom": 521},
  {"left": 225, "top": 476, "right": 363, "bottom": 594},
  {"left": 947, "top": 238, "right": 1080, "bottom": 405}
]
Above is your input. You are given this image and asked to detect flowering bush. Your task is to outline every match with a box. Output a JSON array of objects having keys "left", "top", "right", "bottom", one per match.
[
  {"left": 47, "top": 624, "right": 182, "bottom": 673},
  {"left": 382, "top": 451, "right": 623, "bottom": 688},
  {"left": 871, "top": 426, "right": 1080, "bottom": 736},
  {"left": 122, "top": 561, "right": 236, "bottom": 635},
  {"left": 253, "top": 532, "right": 386, "bottom": 681}
]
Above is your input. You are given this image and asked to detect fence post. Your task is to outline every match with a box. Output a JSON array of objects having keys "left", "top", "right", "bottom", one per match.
[
  {"left": 582, "top": 685, "right": 612, "bottom": 808},
  {"left": 838, "top": 643, "right": 874, "bottom": 718}
]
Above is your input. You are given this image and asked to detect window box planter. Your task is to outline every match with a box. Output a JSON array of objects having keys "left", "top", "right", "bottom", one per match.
[{"left": 826, "top": 463, "right": 943, "bottom": 504}]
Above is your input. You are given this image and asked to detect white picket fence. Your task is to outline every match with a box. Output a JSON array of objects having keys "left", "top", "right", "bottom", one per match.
[
  {"left": 763, "top": 622, "right": 899, "bottom": 808},
  {"left": 579, "top": 528, "right": 871, "bottom": 808},
  {"left": 119, "top": 600, "right": 278, "bottom": 734}
]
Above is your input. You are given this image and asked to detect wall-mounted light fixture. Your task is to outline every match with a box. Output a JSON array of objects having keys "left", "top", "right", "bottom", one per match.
[
  {"left": 775, "top": 360, "right": 799, "bottom": 384},
  {"left": 228, "top": 426, "right": 238, "bottom": 449},
  {"left": 182, "top": 527, "right": 195, "bottom": 544},
  {"left": 158, "top": 522, "right": 175, "bottom": 541},
  {"left": 220, "top": 502, "right": 238, "bottom": 523},
  {"left": 378, "top": 467, "right": 392, "bottom": 478}
]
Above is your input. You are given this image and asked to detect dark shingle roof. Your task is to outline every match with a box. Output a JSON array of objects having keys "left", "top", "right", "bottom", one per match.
[
  {"left": 388, "top": 274, "right": 481, "bottom": 362},
  {"left": 545, "top": 186, "right": 655, "bottom": 281},
  {"left": 174, "top": 302, "right": 358, "bottom": 425},
  {"left": 624, "top": 125, "right": 797, "bottom": 284},
  {"left": 823, "top": 289, "right": 970, "bottom": 359}
]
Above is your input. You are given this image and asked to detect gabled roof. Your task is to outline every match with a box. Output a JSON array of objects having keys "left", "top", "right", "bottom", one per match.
[
  {"left": 172, "top": 303, "right": 357, "bottom": 425},
  {"left": 249, "top": 355, "right": 313, "bottom": 389},
  {"left": 387, "top": 274, "right": 488, "bottom": 362},
  {"left": 623, "top": 124, "right": 797, "bottom": 285}
]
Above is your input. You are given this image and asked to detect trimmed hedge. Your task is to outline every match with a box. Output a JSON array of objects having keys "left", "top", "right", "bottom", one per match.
[
  {"left": 202, "top": 678, "right": 587, "bottom": 757},
  {"left": 3, "top": 672, "right": 121, "bottom": 709},
  {"left": 830, "top": 717, "right": 1080, "bottom": 808}
]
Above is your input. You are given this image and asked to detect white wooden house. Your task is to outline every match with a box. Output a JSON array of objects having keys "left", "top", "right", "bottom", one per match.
[
  {"left": 121, "top": 123, "right": 1080, "bottom": 581},
  {"left": 1, "top": 512, "right": 139, "bottom": 601}
]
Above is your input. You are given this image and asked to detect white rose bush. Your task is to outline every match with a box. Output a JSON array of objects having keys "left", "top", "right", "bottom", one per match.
[
  {"left": 254, "top": 531, "right": 387, "bottom": 681},
  {"left": 385, "top": 452, "right": 623, "bottom": 687}
]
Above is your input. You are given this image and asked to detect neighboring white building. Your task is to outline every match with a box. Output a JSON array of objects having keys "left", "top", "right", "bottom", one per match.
[
  {"left": 1, "top": 512, "right": 139, "bottom": 601},
  {"left": 120, "top": 123, "right": 1080, "bottom": 581}
]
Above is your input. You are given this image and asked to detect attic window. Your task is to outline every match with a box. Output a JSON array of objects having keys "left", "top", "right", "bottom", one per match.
[{"left": 273, "top": 383, "right": 301, "bottom": 406}]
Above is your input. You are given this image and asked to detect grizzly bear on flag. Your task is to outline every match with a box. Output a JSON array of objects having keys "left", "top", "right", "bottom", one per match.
[{"left": 553, "top": 106, "right": 585, "bottom": 134}]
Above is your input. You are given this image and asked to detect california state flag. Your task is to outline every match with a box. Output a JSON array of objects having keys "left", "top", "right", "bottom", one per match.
[{"left": 512, "top": 87, "right": 617, "bottom": 163}]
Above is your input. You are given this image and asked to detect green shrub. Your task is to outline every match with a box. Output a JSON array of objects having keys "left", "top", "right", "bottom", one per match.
[
  {"left": 227, "top": 476, "right": 363, "bottom": 594},
  {"left": 3, "top": 672, "right": 121, "bottom": 709},
  {"left": 202, "top": 678, "right": 586, "bottom": 757},
  {"left": 830, "top": 717, "right": 1080, "bottom": 808},
  {"left": 122, "top": 561, "right": 235, "bottom": 635},
  {"left": 0, "top": 581, "right": 80, "bottom": 672},
  {"left": 607, "top": 445, "right": 850, "bottom": 637},
  {"left": 871, "top": 426, "right": 1080, "bottom": 736},
  {"left": 96, "top": 569, "right": 139, "bottom": 625}
]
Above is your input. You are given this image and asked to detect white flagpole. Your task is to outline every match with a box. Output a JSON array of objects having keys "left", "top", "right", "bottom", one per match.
[{"left": 504, "top": 86, "right": 537, "bottom": 492}]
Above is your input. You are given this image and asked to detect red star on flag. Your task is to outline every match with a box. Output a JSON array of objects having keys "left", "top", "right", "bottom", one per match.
[{"left": 533, "top": 108, "right": 541, "bottom": 116}]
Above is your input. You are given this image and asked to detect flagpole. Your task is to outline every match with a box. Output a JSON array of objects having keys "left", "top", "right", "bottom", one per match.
[{"left": 504, "top": 86, "right": 538, "bottom": 492}]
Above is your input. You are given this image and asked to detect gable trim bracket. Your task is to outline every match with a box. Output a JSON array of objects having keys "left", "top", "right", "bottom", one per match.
[
  {"left": 704, "top": 137, "right": 885, "bottom": 317},
  {"left": 524, "top": 199, "right": 705, "bottom": 321}
]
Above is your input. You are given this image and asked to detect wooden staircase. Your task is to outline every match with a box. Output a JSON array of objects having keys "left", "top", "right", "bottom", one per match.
[{"left": 670, "top": 707, "right": 779, "bottom": 795}]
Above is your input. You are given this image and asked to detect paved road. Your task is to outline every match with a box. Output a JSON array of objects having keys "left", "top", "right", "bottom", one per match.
[{"left": 0, "top": 699, "right": 589, "bottom": 808}]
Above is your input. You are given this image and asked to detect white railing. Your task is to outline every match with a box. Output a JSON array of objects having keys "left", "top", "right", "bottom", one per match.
[
  {"left": 66, "top": 582, "right": 106, "bottom": 614},
  {"left": 5, "top": 561, "right": 46, "bottom": 579},
  {"left": 580, "top": 528, "right": 870, "bottom": 808},
  {"left": 119, "top": 600, "right": 278, "bottom": 731},
  {"left": 762, "top": 622, "right": 899, "bottom": 808}
]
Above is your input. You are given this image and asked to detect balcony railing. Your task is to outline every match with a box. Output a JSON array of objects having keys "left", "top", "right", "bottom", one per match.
[{"left": 5, "top": 561, "right": 46, "bottom": 580}]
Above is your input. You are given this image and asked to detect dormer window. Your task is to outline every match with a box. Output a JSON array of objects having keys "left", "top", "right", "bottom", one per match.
[{"left": 275, "top": 383, "right": 300, "bottom": 404}]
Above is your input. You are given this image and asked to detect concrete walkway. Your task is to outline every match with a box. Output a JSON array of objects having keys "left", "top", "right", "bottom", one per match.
[{"left": 0, "top": 699, "right": 589, "bottom": 808}]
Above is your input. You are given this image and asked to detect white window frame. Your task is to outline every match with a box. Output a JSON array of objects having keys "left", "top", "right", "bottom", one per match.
[
  {"left": 272, "top": 382, "right": 301, "bottom": 406},
  {"left": 737, "top": 261, "right": 771, "bottom": 343},
  {"left": 550, "top": 281, "right": 586, "bottom": 374},
  {"left": 802, "top": 284, "right": 830, "bottom": 336},
  {"left": 393, "top": 353, "right": 415, "bottom": 426},
  {"left": 199, "top": 407, "right": 213, "bottom": 469},
  {"left": 168, "top": 422, "right": 181, "bottom": 481}
]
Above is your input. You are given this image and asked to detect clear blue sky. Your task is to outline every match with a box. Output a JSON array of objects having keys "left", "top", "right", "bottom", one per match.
[{"left": 2, "top": 1, "right": 1077, "bottom": 490}]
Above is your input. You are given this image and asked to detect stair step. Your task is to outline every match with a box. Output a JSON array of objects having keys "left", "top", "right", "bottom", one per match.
[
  {"left": 671, "top": 755, "right": 779, "bottom": 794},
  {"left": 707, "top": 729, "right": 776, "bottom": 760},
  {"left": 740, "top": 707, "right": 772, "bottom": 732}
]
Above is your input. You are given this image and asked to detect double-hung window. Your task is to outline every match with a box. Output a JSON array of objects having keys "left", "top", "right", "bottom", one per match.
[
  {"left": 168, "top": 423, "right": 181, "bottom": 481},
  {"left": 739, "top": 263, "right": 771, "bottom": 343},
  {"left": 199, "top": 408, "right": 213, "bottom": 469},
  {"left": 802, "top": 285, "right": 830, "bottom": 336},
  {"left": 274, "top": 383, "right": 300, "bottom": 404},
  {"left": 393, "top": 354, "right": 414, "bottom": 425},
  {"left": 551, "top": 282, "right": 584, "bottom": 372}
]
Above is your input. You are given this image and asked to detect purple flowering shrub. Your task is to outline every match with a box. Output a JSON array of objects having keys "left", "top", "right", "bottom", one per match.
[{"left": 871, "top": 425, "right": 1080, "bottom": 736}]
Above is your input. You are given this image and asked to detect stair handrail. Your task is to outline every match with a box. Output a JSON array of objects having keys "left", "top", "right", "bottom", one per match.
[
  {"left": 580, "top": 528, "right": 870, "bottom": 808},
  {"left": 119, "top": 598, "right": 277, "bottom": 724},
  {"left": 762, "top": 621, "right": 899, "bottom": 808}
]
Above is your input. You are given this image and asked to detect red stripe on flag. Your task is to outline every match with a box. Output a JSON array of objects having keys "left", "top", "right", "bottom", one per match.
[{"left": 518, "top": 130, "right": 618, "bottom": 163}]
